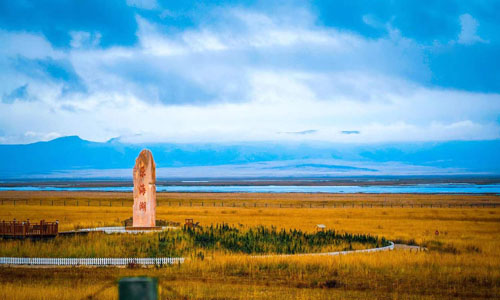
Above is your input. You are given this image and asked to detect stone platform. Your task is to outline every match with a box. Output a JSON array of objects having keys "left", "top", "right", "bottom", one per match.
[
  {"left": 125, "top": 226, "right": 163, "bottom": 231},
  {"left": 60, "top": 226, "right": 178, "bottom": 235}
]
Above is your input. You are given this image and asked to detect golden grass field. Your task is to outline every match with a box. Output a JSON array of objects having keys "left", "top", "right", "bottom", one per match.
[
  {"left": 1, "top": 190, "right": 499, "bottom": 207},
  {"left": 0, "top": 191, "right": 499, "bottom": 299}
]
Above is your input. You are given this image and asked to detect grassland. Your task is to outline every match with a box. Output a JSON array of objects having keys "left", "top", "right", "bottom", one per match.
[
  {"left": 0, "top": 191, "right": 499, "bottom": 299},
  {"left": 1, "top": 190, "right": 499, "bottom": 207},
  {"left": 0, "top": 225, "right": 386, "bottom": 258}
]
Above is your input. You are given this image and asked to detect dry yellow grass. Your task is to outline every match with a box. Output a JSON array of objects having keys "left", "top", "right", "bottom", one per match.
[{"left": 0, "top": 191, "right": 499, "bottom": 299}]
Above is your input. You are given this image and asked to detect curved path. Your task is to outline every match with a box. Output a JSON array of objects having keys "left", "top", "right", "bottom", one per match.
[
  {"left": 252, "top": 241, "right": 394, "bottom": 258},
  {"left": 0, "top": 242, "right": 394, "bottom": 266}
]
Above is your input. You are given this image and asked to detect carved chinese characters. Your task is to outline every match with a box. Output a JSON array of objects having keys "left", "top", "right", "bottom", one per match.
[{"left": 132, "top": 149, "right": 156, "bottom": 227}]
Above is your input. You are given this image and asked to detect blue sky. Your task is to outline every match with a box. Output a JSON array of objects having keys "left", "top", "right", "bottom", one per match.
[{"left": 0, "top": 0, "right": 499, "bottom": 144}]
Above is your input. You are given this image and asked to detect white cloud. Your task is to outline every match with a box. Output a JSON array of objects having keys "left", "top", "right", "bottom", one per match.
[
  {"left": 0, "top": 30, "right": 60, "bottom": 59},
  {"left": 1, "top": 75, "right": 499, "bottom": 144},
  {"left": 24, "top": 131, "right": 62, "bottom": 141},
  {"left": 70, "top": 31, "right": 102, "bottom": 48},
  {"left": 182, "top": 30, "right": 228, "bottom": 51},
  {"left": 126, "top": 0, "right": 158, "bottom": 10},
  {"left": 0, "top": 10, "right": 499, "bottom": 144},
  {"left": 458, "top": 13, "right": 486, "bottom": 45},
  {"left": 137, "top": 12, "right": 360, "bottom": 55}
]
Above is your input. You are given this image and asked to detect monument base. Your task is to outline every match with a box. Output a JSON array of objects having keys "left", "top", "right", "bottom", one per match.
[{"left": 125, "top": 226, "right": 163, "bottom": 231}]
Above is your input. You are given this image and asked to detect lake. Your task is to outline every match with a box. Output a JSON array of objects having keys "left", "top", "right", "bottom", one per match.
[{"left": 1, "top": 183, "right": 500, "bottom": 194}]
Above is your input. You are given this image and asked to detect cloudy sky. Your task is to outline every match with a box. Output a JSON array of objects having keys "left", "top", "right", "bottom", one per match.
[{"left": 1, "top": 0, "right": 499, "bottom": 144}]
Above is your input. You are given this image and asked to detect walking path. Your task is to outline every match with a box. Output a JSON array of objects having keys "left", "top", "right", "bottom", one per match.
[
  {"left": 252, "top": 242, "right": 395, "bottom": 258},
  {"left": 0, "top": 242, "right": 396, "bottom": 266},
  {"left": 59, "top": 226, "right": 177, "bottom": 235},
  {"left": 393, "top": 243, "right": 427, "bottom": 251}
]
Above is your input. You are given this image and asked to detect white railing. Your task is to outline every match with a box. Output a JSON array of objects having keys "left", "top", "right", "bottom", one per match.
[
  {"left": 319, "top": 241, "right": 395, "bottom": 256},
  {"left": 252, "top": 241, "right": 395, "bottom": 258},
  {"left": 0, "top": 257, "right": 184, "bottom": 266}
]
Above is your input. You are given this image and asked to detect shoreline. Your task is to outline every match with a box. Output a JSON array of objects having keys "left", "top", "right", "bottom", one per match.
[{"left": 1, "top": 176, "right": 500, "bottom": 188}]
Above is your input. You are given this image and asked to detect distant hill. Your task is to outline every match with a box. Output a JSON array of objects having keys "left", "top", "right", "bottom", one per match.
[{"left": 0, "top": 136, "right": 499, "bottom": 178}]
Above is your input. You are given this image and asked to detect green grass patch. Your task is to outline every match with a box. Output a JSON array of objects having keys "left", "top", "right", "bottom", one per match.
[{"left": 0, "top": 224, "right": 389, "bottom": 258}]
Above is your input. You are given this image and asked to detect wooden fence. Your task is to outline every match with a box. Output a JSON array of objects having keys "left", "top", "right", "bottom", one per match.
[
  {"left": 0, "top": 220, "right": 58, "bottom": 237},
  {"left": 0, "top": 199, "right": 497, "bottom": 208}
]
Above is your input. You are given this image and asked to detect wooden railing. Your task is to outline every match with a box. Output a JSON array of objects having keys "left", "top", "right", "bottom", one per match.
[{"left": 0, "top": 219, "right": 58, "bottom": 237}]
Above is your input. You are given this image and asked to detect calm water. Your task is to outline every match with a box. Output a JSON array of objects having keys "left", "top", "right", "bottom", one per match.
[{"left": 1, "top": 184, "right": 500, "bottom": 194}]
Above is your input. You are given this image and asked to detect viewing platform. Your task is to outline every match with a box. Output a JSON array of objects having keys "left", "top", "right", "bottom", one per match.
[{"left": 0, "top": 219, "right": 58, "bottom": 238}]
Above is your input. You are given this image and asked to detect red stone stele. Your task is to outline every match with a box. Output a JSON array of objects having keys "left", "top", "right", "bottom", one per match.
[{"left": 127, "top": 149, "right": 159, "bottom": 230}]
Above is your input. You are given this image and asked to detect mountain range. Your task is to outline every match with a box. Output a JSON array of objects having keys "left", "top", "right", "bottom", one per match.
[{"left": 0, "top": 136, "right": 499, "bottom": 179}]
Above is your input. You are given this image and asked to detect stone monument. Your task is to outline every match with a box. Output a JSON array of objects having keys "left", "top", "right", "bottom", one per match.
[{"left": 132, "top": 149, "right": 156, "bottom": 228}]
